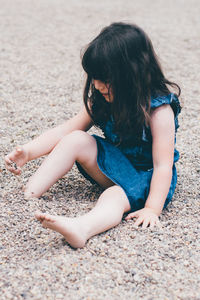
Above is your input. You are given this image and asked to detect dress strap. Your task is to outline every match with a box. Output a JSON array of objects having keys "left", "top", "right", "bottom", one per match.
[{"left": 151, "top": 93, "right": 181, "bottom": 118}]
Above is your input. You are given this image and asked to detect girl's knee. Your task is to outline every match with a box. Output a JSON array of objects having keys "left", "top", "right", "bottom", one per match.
[
  {"left": 106, "top": 185, "right": 126, "bottom": 196},
  {"left": 56, "top": 130, "right": 97, "bottom": 165},
  {"left": 68, "top": 131, "right": 97, "bottom": 163},
  {"left": 102, "top": 185, "right": 131, "bottom": 211},
  {"left": 61, "top": 130, "right": 94, "bottom": 148}
]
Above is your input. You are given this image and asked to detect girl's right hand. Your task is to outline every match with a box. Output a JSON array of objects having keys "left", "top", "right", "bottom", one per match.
[{"left": 4, "top": 146, "right": 29, "bottom": 175}]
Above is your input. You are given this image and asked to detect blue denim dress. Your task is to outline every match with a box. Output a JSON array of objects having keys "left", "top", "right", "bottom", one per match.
[{"left": 77, "top": 93, "right": 181, "bottom": 212}]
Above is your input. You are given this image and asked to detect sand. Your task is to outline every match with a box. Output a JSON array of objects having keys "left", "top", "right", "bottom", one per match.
[{"left": 0, "top": 0, "right": 200, "bottom": 299}]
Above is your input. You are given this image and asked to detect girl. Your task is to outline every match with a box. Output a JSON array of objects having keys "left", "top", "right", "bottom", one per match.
[{"left": 5, "top": 22, "right": 181, "bottom": 248}]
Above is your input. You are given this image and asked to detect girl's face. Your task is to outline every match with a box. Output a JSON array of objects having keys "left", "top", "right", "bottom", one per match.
[{"left": 93, "top": 80, "right": 113, "bottom": 103}]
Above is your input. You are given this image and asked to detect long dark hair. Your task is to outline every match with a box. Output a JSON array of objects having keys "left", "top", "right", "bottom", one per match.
[{"left": 82, "top": 22, "right": 181, "bottom": 143}]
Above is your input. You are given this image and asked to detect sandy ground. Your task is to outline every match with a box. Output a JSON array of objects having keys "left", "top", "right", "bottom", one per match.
[{"left": 0, "top": 0, "right": 200, "bottom": 299}]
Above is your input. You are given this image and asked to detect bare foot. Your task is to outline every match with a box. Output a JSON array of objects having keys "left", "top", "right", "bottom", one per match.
[
  {"left": 24, "top": 189, "right": 38, "bottom": 200},
  {"left": 35, "top": 212, "right": 88, "bottom": 248},
  {"left": 24, "top": 181, "right": 43, "bottom": 199}
]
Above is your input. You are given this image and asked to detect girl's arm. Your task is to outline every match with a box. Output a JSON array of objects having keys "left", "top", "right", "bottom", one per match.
[
  {"left": 5, "top": 106, "right": 93, "bottom": 174},
  {"left": 23, "top": 106, "right": 93, "bottom": 160},
  {"left": 125, "top": 104, "right": 175, "bottom": 228},
  {"left": 145, "top": 104, "right": 175, "bottom": 213}
]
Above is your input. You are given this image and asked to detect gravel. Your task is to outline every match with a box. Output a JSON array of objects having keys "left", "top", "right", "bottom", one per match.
[{"left": 0, "top": 0, "right": 200, "bottom": 299}]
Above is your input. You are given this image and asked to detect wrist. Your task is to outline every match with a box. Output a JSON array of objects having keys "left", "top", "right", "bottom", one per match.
[
  {"left": 22, "top": 144, "right": 31, "bottom": 162},
  {"left": 144, "top": 206, "right": 161, "bottom": 216}
]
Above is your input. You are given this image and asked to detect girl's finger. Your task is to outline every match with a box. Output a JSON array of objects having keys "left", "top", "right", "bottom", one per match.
[
  {"left": 6, "top": 162, "right": 21, "bottom": 174},
  {"left": 5, "top": 156, "right": 12, "bottom": 165},
  {"left": 156, "top": 220, "right": 162, "bottom": 228},
  {"left": 142, "top": 218, "right": 150, "bottom": 229},
  {"left": 9, "top": 148, "right": 21, "bottom": 160},
  {"left": 125, "top": 212, "right": 137, "bottom": 220},
  {"left": 5, "top": 161, "right": 15, "bottom": 171},
  {"left": 16, "top": 146, "right": 22, "bottom": 152},
  {"left": 9, "top": 153, "right": 16, "bottom": 161},
  {"left": 133, "top": 217, "right": 144, "bottom": 227},
  {"left": 16, "top": 146, "right": 23, "bottom": 155},
  {"left": 13, "top": 167, "right": 21, "bottom": 175},
  {"left": 7, "top": 166, "right": 17, "bottom": 173},
  {"left": 149, "top": 220, "right": 156, "bottom": 230},
  {"left": 150, "top": 219, "right": 161, "bottom": 230}
]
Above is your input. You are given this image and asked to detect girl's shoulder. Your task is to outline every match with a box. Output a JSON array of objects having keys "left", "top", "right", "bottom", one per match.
[{"left": 150, "top": 93, "right": 181, "bottom": 119}]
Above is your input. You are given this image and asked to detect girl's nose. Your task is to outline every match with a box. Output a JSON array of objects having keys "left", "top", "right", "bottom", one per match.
[{"left": 93, "top": 80, "right": 104, "bottom": 91}]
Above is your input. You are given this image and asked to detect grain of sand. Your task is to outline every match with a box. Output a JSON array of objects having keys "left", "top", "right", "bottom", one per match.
[{"left": 0, "top": 0, "right": 200, "bottom": 299}]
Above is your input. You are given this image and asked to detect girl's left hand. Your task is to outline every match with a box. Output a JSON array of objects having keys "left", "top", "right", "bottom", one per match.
[{"left": 125, "top": 207, "right": 161, "bottom": 229}]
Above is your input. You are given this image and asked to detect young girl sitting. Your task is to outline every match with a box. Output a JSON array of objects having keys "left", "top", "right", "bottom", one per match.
[{"left": 5, "top": 22, "right": 181, "bottom": 248}]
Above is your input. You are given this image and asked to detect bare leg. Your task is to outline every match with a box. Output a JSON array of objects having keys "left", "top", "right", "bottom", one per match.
[
  {"left": 35, "top": 185, "right": 131, "bottom": 248},
  {"left": 25, "top": 130, "right": 114, "bottom": 198}
]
